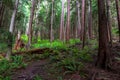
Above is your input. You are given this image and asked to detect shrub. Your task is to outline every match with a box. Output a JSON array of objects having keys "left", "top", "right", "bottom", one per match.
[{"left": 57, "top": 57, "right": 84, "bottom": 74}]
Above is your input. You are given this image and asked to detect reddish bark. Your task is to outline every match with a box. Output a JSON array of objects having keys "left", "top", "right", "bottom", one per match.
[
  {"left": 81, "top": 0, "right": 86, "bottom": 48},
  {"left": 106, "top": 0, "right": 112, "bottom": 45},
  {"left": 60, "top": 0, "right": 65, "bottom": 41},
  {"left": 13, "top": 48, "right": 53, "bottom": 55},
  {"left": 96, "top": 0, "right": 111, "bottom": 69},
  {"left": 0, "top": 3, "right": 5, "bottom": 27},
  {"left": 88, "top": 0, "right": 93, "bottom": 39},
  {"left": 115, "top": 0, "right": 120, "bottom": 42},
  {"left": 76, "top": 0, "right": 81, "bottom": 39},
  {"left": 28, "top": 0, "right": 36, "bottom": 46},
  {"left": 14, "top": 39, "right": 25, "bottom": 51},
  {"left": 66, "top": 0, "right": 71, "bottom": 42}
]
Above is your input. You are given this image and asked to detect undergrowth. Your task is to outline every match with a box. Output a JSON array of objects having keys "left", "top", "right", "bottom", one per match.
[
  {"left": 0, "top": 37, "right": 97, "bottom": 79},
  {"left": 0, "top": 55, "right": 27, "bottom": 80},
  {"left": 46, "top": 45, "right": 94, "bottom": 78}
]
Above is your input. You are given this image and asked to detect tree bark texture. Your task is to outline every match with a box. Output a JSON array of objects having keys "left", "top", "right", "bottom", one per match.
[
  {"left": 9, "top": 0, "right": 19, "bottom": 33},
  {"left": 76, "top": 0, "right": 81, "bottom": 39},
  {"left": 66, "top": 0, "right": 71, "bottom": 42},
  {"left": 106, "top": 0, "right": 112, "bottom": 45},
  {"left": 81, "top": 0, "right": 86, "bottom": 48},
  {"left": 50, "top": 0, "right": 54, "bottom": 42},
  {"left": 6, "top": 0, "right": 19, "bottom": 60},
  {"left": 96, "top": 0, "right": 111, "bottom": 69},
  {"left": 0, "top": 2, "right": 5, "bottom": 27},
  {"left": 28, "top": 0, "right": 36, "bottom": 46},
  {"left": 88, "top": 0, "right": 93, "bottom": 39},
  {"left": 115, "top": 0, "right": 120, "bottom": 42},
  {"left": 60, "top": 0, "right": 65, "bottom": 41}
]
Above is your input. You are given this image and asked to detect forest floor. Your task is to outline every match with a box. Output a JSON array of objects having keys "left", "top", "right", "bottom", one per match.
[{"left": 1, "top": 42, "right": 120, "bottom": 80}]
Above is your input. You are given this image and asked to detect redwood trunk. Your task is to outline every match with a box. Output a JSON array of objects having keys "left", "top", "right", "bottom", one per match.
[
  {"left": 76, "top": 0, "right": 81, "bottom": 39},
  {"left": 88, "top": 0, "right": 93, "bottom": 39},
  {"left": 115, "top": 0, "right": 120, "bottom": 42},
  {"left": 66, "top": 0, "right": 71, "bottom": 42},
  {"left": 28, "top": 0, "right": 36, "bottom": 46},
  {"left": 60, "top": 0, "right": 65, "bottom": 41},
  {"left": 106, "top": 0, "right": 112, "bottom": 45},
  {"left": 50, "top": 0, "right": 54, "bottom": 42},
  {"left": 81, "top": 0, "right": 86, "bottom": 48},
  {"left": 7, "top": 0, "right": 19, "bottom": 60},
  {"left": 0, "top": 2, "right": 5, "bottom": 27},
  {"left": 96, "top": 0, "right": 111, "bottom": 69}
]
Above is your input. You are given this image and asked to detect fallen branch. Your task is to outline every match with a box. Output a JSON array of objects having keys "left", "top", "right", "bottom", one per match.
[{"left": 12, "top": 48, "right": 53, "bottom": 55}]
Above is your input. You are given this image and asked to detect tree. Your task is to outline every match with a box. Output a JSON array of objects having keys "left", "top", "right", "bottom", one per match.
[
  {"left": 27, "top": 0, "right": 36, "bottom": 47},
  {"left": 76, "top": 0, "right": 81, "bottom": 39},
  {"left": 6, "top": 0, "right": 19, "bottom": 60},
  {"left": 106, "top": 0, "right": 112, "bottom": 45},
  {"left": 88, "top": 0, "right": 93, "bottom": 39},
  {"left": 96, "top": 0, "right": 111, "bottom": 69},
  {"left": 0, "top": 1, "right": 5, "bottom": 27},
  {"left": 81, "top": 0, "right": 86, "bottom": 48},
  {"left": 60, "top": 0, "right": 65, "bottom": 41},
  {"left": 50, "top": 0, "right": 54, "bottom": 42},
  {"left": 115, "top": 0, "right": 120, "bottom": 42},
  {"left": 66, "top": 0, "right": 71, "bottom": 42}
]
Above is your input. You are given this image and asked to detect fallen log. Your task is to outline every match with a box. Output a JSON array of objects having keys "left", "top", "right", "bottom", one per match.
[{"left": 12, "top": 48, "right": 53, "bottom": 55}]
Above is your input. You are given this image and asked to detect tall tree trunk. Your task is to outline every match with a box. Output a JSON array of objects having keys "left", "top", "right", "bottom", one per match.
[
  {"left": 88, "top": 0, "right": 93, "bottom": 39},
  {"left": 66, "top": 0, "right": 71, "bottom": 42},
  {"left": 96, "top": 0, "right": 111, "bottom": 69},
  {"left": 34, "top": 1, "right": 40, "bottom": 43},
  {"left": 60, "top": 0, "right": 65, "bottom": 41},
  {"left": 81, "top": 0, "right": 86, "bottom": 48},
  {"left": 115, "top": 0, "right": 120, "bottom": 42},
  {"left": 75, "top": 16, "right": 78, "bottom": 38},
  {"left": 7, "top": 0, "right": 19, "bottom": 60},
  {"left": 50, "top": 0, "right": 54, "bottom": 42},
  {"left": 106, "top": 0, "right": 112, "bottom": 45},
  {"left": 0, "top": 1, "right": 5, "bottom": 27},
  {"left": 28, "top": 0, "right": 36, "bottom": 47},
  {"left": 76, "top": 0, "right": 81, "bottom": 39}
]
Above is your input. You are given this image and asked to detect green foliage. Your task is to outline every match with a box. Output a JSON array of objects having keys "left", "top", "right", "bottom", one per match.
[
  {"left": 112, "top": 27, "right": 119, "bottom": 36},
  {"left": 92, "top": 0, "right": 98, "bottom": 15},
  {"left": 0, "top": 59, "right": 10, "bottom": 74},
  {"left": 0, "top": 75, "right": 11, "bottom": 80},
  {"left": 49, "top": 52, "right": 63, "bottom": 62},
  {"left": 57, "top": 76, "right": 63, "bottom": 80},
  {"left": 0, "top": 55, "right": 4, "bottom": 60},
  {"left": 2, "top": 0, "right": 14, "bottom": 9},
  {"left": 11, "top": 55, "right": 27, "bottom": 68},
  {"left": 89, "top": 39, "right": 98, "bottom": 50},
  {"left": 57, "top": 57, "right": 84, "bottom": 74},
  {"left": 0, "top": 43, "right": 7, "bottom": 52},
  {"left": 63, "top": 46, "right": 93, "bottom": 62},
  {"left": 78, "top": 46, "right": 93, "bottom": 62},
  {"left": 0, "top": 56, "right": 27, "bottom": 78},
  {"left": 33, "top": 75, "right": 43, "bottom": 80},
  {"left": 0, "top": 29, "right": 10, "bottom": 52},
  {"left": 69, "top": 39, "right": 81, "bottom": 45},
  {"left": 32, "top": 40, "right": 66, "bottom": 49},
  {"left": 21, "top": 34, "right": 28, "bottom": 42},
  {"left": 0, "top": 29, "right": 9, "bottom": 42},
  {"left": 50, "top": 55, "right": 62, "bottom": 62},
  {"left": 32, "top": 39, "right": 80, "bottom": 49},
  {"left": 40, "top": 51, "right": 50, "bottom": 59},
  {"left": 30, "top": 54, "right": 43, "bottom": 60}
]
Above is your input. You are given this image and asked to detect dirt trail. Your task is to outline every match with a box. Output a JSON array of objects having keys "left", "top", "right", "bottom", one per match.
[
  {"left": 11, "top": 43, "right": 120, "bottom": 80},
  {"left": 12, "top": 59, "right": 50, "bottom": 80}
]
